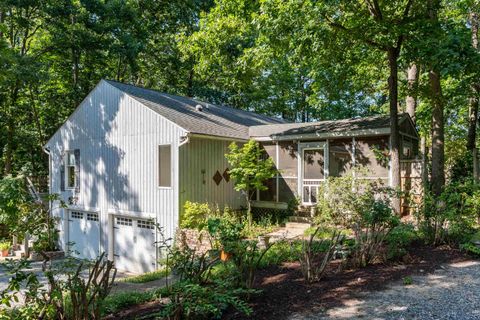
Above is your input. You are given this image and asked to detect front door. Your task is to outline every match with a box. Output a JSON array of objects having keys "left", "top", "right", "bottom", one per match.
[{"left": 302, "top": 147, "right": 325, "bottom": 204}]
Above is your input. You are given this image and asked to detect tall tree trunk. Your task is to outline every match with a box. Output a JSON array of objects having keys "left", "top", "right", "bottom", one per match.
[
  {"left": 406, "top": 63, "right": 418, "bottom": 123},
  {"left": 388, "top": 47, "right": 401, "bottom": 214},
  {"left": 428, "top": 0, "right": 445, "bottom": 196},
  {"left": 4, "top": 121, "right": 14, "bottom": 175},
  {"left": 467, "top": 11, "right": 478, "bottom": 151},
  {"left": 429, "top": 69, "right": 445, "bottom": 196}
]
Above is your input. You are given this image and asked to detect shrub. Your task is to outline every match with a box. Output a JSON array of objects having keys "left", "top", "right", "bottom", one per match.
[
  {"left": 101, "top": 290, "right": 160, "bottom": 315},
  {"left": 0, "top": 253, "right": 116, "bottom": 320},
  {"left": 386, "top": 223, "right": 418, "bottom": 260},
  {"left": 155, "top": 226, "right": 253, "bottom": 320},
  {"left": 228, "top": 240, "right": 273, "bottom": 289},
  {"left": 180, "top": 201, "right": 212, "bottom": 230},
  {"left": 206, "top": 215, "right": 244, "bottom": 253},
  {"left": 160, "top": 279, "right": 255, "bottom": 320},
  {"left": 316, "top": 171, "right": 399, "bottom": 267},
  {"left": 417, "top": 179, "right": 480, "bottom": 245},
  {"left": 299, "top": 227, "right": 344, "bottom": 283}
]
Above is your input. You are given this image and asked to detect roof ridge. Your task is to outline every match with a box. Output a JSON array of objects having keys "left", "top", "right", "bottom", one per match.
[{"left": 104, "top": 79, "right": 285, "bottom": 124}]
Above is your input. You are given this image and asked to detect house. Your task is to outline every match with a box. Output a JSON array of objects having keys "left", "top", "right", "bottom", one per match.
[{"left": 45, "top": 80, "right": 420, "bottom": 274}]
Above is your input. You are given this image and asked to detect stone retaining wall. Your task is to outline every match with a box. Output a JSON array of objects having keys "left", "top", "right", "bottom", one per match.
[{"left": 175, "top": 228, "right": 214, "bottom": 254}]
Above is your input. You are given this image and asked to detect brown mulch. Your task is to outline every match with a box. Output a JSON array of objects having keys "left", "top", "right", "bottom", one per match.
[
  {"left": 104, "top": 244, "right": 471, "bottom": 320},
  {"left": 223, "top": 244, "right": 471, "bottom": 320}
]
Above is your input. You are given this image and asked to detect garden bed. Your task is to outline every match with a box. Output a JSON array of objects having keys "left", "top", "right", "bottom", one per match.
[
  {"left": 102, "top": 244, "right": 472, "bottom": 320},
  {"left": 223, "top": 244, "right": 471, "bottom": 320}
]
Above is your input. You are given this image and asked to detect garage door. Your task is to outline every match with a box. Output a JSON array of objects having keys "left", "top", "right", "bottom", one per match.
[
  {"left": 113, "top": 216, "right": 156, "bottom": 274},
  {"left": 68, "top": 210, "right": 100, "bottom": 260}
]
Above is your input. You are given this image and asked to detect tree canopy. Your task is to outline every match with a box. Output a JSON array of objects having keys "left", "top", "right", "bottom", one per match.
[{"left": 1, "top": 0, "right": 479, "bottom": 193}]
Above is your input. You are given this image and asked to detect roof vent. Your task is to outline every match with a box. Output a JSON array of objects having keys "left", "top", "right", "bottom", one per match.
[{"left": 195, "top": 104, "right": 203, "bottom": 112}]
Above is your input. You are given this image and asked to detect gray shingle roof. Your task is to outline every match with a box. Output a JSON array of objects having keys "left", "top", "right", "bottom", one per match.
[
  {"left": 249, "top": 114, "right": 410, "bottom": 138},
  {"left": 105, "top": 80, "right": 285, "bottom": 140}
]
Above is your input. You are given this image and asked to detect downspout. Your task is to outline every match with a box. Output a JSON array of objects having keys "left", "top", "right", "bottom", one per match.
[{"left": 179, "top": 133, "right": 190, "bottom": 147}]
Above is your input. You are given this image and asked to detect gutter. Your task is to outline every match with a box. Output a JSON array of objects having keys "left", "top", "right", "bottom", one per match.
[
  {"left": 253, "top": 127, "right": 391, "bottom": 141},
  {"left": 188, "top": 133, "right": 247, "bottom": 143}
]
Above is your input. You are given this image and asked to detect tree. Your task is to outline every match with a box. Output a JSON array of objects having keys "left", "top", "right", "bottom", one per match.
[
  {"left": 320, "top": 0, "right": 425, "bottom": 213},
  {"left": 225, "top": 140, "right": 277, "bottom": 228}
]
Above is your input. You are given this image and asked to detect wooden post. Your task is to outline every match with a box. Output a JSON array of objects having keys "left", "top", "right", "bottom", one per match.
[{"left": 23, "top": 233, "right": 29, "bottom": 258}]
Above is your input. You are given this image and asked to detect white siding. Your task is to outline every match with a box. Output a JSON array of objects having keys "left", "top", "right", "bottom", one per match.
[
  {"left": 178, "top": 137, "right": 245, "bottom": 217},
  {"left": 46, "top": 80, "right": 187, "bottom": 258}
]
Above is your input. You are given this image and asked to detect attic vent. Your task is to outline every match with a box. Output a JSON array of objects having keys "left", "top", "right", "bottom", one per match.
[{"left": 195, "top": 104, "right": 203, "bottom": 112}]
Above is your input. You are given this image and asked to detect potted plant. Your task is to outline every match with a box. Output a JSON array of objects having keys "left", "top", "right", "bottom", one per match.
[{"left": 0, "top": 241, "right": 10, "bottom": 257}]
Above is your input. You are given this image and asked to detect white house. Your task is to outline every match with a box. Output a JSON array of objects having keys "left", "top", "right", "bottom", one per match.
[
  {"left": 44, "top": 79, "right": 284, "bottom": 273},
  {"left": 45, "top": 79, "right": 419, "bottom": 274}
]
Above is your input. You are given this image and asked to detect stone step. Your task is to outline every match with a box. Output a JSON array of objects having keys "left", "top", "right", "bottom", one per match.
[{"left": 285, "top": 222, "right": 312, "bottom": 230}]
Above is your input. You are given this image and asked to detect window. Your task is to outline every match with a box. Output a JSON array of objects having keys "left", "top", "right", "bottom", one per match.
[
  {"left": 71, "top": 211, "right": 83, "bottom": 219},
  {"left": 137, "top": 219, "right": 154, "bottom": 229},
  {"left": 65, "top": 151, "right": 76, "bottom": 189},
  {"left": 87, "top": 213, "right": 99, "bottom": 221},
  {"left": 158, "top": 145, "right": 172, "bottom": 187},
  {"left": 116, "top": 217, "right": 133, "bottom": 226}
]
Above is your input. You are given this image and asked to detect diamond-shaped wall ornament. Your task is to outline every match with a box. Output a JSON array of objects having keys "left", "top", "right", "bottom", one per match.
[
  {"left": 223, "top": 168, "right": 230, "bottom": 182},
  {"left": 213, "top": 170, "right": 223, "bottom": 185}
]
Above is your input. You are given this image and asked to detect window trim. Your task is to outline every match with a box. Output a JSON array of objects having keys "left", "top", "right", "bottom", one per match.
[
  {"left": 158, "top": 144, "right": 173, "bottom": 189},
  {"left": 65, "top": 150, "right": 76, "bottom": 190}
]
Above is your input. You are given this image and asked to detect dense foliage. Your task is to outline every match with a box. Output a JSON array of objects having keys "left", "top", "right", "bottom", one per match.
[{"left": 1, "top": 0, "right": 479, "bottom": 190}]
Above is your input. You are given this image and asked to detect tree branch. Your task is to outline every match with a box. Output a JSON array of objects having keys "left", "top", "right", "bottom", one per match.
[{"left": 324, "top": 14, "right": 388, "bottom": 51}]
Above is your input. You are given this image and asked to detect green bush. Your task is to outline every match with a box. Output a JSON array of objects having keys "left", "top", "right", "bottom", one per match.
[
  {"left": 180, "top": 201, "right": 212, "bottom": 230},
  {"left": 417, "top": 179, "right": 480, "bottom": 245},
  {"left": 160, "top": 279, "right": 255, "bottom": 320},
  {"left": 386, "top": 223, "right": 418, "bottom": 260},
  {"left": 101, "top": 290, "right": 160, "bottom": 315},
  {"left": 316, "top": 171, "right": 399, "bottom": 267}
]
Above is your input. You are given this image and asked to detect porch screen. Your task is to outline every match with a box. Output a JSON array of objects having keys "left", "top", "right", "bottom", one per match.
[
  {"left": 329, "top": 139, "right": 353, "bottom": 177},
  {"left": 303, "top": 150, "right": 324, "bottom": 180},
  {"left": 278, "top": 142, "right": 297, "bottom": 177},
  {"left": 259, "top": 178, "right": 277, "bottom": 201},
  {"left": 354, "top": 137, "right": 389, "bottom": 178}
]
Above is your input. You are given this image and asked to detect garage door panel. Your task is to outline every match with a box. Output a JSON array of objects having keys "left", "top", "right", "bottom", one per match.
[
  {"left": 68, "top": 211, "right": 100, "bottom": 260},
  {"left": 114, "top": 217, "right": 156, "bottom": 274}
]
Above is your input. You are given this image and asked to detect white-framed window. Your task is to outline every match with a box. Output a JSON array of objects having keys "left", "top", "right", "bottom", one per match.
[
  {"left": 158, "top": 144, "right": 172, "bottom": 187},
  {"left": 65, "top": 151, "right": 76, "bottom": 189}
]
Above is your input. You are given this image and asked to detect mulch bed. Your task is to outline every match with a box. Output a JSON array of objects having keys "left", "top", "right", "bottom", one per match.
[
  {"left": 104, "top": 244, "right": 471, "bottom": 320},
  {"left": 223, "top": 244, "right": 471, "bottom": 320}
]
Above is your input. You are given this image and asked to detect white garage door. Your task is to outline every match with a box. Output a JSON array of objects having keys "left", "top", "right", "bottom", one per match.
[
  {"left": 113, "top": 216, "right": 156, "bottom": 274},
  {"left": 68, "top": 210, "right": 100, "bottom": 260}
]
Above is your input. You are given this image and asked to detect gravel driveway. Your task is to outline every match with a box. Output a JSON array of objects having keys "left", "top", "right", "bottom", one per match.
[{"left": 290, "top": 260, "right": 480, "bottom": 320}]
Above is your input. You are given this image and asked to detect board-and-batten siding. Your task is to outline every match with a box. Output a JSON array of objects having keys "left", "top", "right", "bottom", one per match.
[
  {"left": 46, "top": 80, "right": 187, "bottom": 257},
  {"left": 178, "top": 137, "right": 245, "bottom": 217}
]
